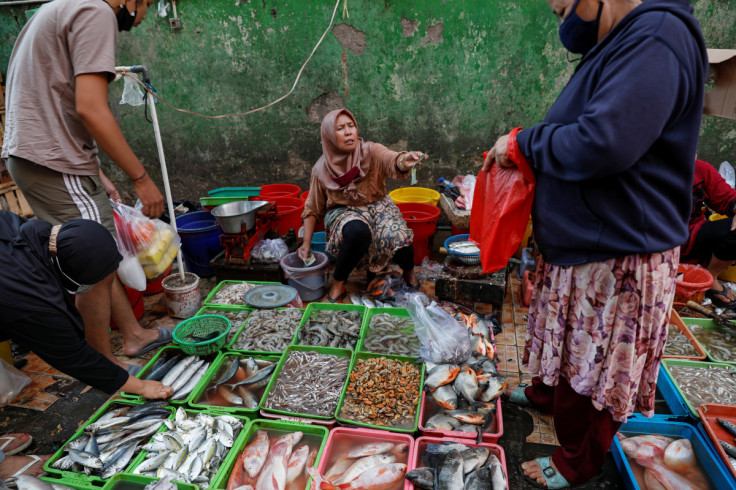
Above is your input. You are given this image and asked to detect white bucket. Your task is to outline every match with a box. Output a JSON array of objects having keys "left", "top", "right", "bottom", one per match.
[
  {"left": 279, "top": 252, "right": 329, "bottom": 302},
  {"left": 162, "top": 272, "right": 201, "bottom": 318}
]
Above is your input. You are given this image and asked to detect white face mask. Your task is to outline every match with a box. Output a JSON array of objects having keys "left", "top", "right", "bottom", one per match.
[{"left": 54, "top": 257, "right": 94, "bottom": 295}]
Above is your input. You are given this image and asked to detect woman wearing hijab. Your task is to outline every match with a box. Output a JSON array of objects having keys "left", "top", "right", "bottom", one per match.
[
  {"left": 484, "top": 0, "right": 707, "bottom": 487},
  {"left": 0, "top": 210, "right": 172, "bottom": 400},
  {"left": 298, "top": 109, "right": 427, "bottom": 302}
]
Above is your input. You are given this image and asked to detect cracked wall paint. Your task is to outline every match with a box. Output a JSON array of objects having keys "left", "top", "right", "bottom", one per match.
[{"left": 0, "top": 0, "right": 733, "bottom": 199}]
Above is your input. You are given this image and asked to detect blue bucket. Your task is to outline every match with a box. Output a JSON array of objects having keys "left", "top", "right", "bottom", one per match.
[{"left": 175, "top": 211, "right": 223, "bottom": 278}]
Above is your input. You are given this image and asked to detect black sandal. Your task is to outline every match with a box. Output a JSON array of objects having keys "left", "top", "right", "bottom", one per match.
[
  {"left": 705, "top": 289, "right": 736, "bottom": 309},
  {"left": 326, "top": 289, "right": 347, "bottom": 303}
]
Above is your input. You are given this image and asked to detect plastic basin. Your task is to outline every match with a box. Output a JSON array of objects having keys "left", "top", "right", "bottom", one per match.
[
  {"left": 259, "top": 183, "right": 301, "bottom": 200},
  {"left": 390, "top": 187, "right": 441, "bottom": 206},
  {"left": 175, "top": 210, "right": 223, "bottom": 277},
  {"left": 397, "top": 202, "right": 441, "bottom": 265}
]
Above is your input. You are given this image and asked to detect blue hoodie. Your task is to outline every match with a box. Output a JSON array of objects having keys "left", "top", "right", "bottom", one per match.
[{"left": 515, "top": 0, "right": 708, "bottom": 266}]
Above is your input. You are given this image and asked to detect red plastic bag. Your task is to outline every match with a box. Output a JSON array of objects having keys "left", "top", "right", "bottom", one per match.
[{"left": 470, "top": 128, "right": 535, "bottom": 273}]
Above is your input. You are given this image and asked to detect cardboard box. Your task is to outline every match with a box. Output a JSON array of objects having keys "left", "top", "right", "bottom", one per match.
[{"left": 704, "top": 49, "right": 736, "bottom": 119}]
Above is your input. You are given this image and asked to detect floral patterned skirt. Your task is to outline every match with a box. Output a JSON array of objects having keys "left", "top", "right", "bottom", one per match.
[
  {"left": 325, "top": 195, "right": 413, "bottom": 273},
  {"left": 523, "top": 248, "right": 679, "bottom": 422}
]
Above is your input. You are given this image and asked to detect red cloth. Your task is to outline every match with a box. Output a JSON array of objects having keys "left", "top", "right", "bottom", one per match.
[
  {"left": 524, "top": 376, "right": 622, "bottom": 485},
  {"left": 681, "top": 159, "right": 736, "bottom": 258}
]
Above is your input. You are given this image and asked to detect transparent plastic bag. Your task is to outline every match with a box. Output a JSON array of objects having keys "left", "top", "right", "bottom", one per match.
[
  {"left": 366, "top": 272, "right": 404, "bottom": 301},
  {"left": 251, "top": 238, "right": 289, "bottom": 264},
  {"left": 0, "top": 359, "right": 31, "bottom": 406},
  {"left": 461, "top": 175, "right": 476, "bottom": 211},
  {"left": 120, "top": 74, "right": 145, "bottom": 107},
  {"left": 720, "top": 161, "right": 735, "bottom": 189},
  {"left": 406, "top": 293, "right": 472, "bottom": 364}
]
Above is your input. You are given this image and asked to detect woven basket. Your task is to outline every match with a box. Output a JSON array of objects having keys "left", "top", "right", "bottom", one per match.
[{"left": 173, "top": 314, "right": 230, "bottom": 356}]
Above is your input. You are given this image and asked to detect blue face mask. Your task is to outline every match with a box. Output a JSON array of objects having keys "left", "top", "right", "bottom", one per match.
[{"left": 558, "top": 0, "right": 604, "bottom": 55}]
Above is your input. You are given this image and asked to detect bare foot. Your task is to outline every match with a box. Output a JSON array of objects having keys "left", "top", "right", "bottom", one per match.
[
  {"left": 122, "top": 327, "right": 163, "bottom": 357},
  {"left": 0, "top": 433, "right": 31, "bottom": 455},
  {"left": 403, "top": 270, "right": 419, "bottom": 288},
  {"left": 0, "top": 454, "right": 50, "bottom": 480},
  {"left": 521, "top": 458, "right": 561, "bottom": 487}
]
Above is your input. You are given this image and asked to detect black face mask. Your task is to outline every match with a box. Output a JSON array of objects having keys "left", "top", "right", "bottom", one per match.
[{"left": 116, "top": 4, "right": 137, "bottom": 31}]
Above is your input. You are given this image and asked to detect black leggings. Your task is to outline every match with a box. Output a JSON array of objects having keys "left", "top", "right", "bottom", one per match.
[
  {"left": 332, "top": 220, "right": 414, "bottom": 281},
  {"left": 689, "top": 218, "right": 736, "bottom": 262}
]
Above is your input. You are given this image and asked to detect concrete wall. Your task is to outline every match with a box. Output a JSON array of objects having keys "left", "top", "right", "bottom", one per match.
[{"left": 1, "top": 0, "right": 734, "bottom": 202}]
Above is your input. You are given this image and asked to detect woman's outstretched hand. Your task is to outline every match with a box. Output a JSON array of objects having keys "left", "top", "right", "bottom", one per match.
[
  {"left": 482, "top": 134, "right": 512, "bottom": 171},
  {"left": 403, "top": 151, "right": 428, "bottom": 170}
]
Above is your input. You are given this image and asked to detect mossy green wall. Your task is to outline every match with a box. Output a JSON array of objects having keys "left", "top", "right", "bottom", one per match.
[{"left": 1, "top": 0, "right": 734, "bottom": 200}]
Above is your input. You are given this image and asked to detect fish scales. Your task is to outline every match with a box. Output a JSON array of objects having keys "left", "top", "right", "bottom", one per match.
[
  {"left": 231, "top": 309, "right": 303, "bottom": 352},
  {"left": 264, "top": 351, "right": 350, "bottom": 417}
]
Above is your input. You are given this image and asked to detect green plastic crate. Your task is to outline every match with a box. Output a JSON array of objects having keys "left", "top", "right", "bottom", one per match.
[
  {"left": 39, "top": 476, "right": 95, "bottom": 489},
  {"left": 335, "top": 352, "right": 424, "bottom": 433},
  {"left": 209, "top": 418, "right": 328, "bottom": 490},
  {"left": 188, "top": 352, "right": 281, "bottom": 415},
  {"left": 44, "top": 399, "right": 172, "bottom": 484},
  {"left": 661, "top": 358, "right": 736, "bottom": 419},
  {"left": 208, "top": 187, "right": 262, "bottom": 197},
  {"left": 259, "top": 345, "right": 353, "bottom": 420},
  {"left": 680, "top": 317, "right": 736, "bottom": 364},
  {"left": 101, "top": 473, "right": 198, "bottom": 490},
  {"left": 120, "top": 345, "right": 220, "bottom": 405},
  {"left": 227, "top": 308, "right": 305, "bottom": 356},
  {"left": 356, "top": 307, "right": 419, "bottom": 356},
  {"left": 203, "top": 280, "right": 282, "bottom": 307},
  {"left": 291, "top": 303, "right": 367, "bottom": 350}
]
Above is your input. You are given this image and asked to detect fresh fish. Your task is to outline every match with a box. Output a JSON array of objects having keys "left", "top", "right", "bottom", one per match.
[
  {"left": 135, "top": 451, "right": 170, "bottom": 473},
  {"left": 334, "top": 454, "right": 396, "bottom": 485},
  {"left": 390, "top": 443, "right": 409, "bottom": 458},
  {"left": 286, "top": 444, "right": 309, "bottom": 483},
  {"left": 169, "top": 359, "right": 205, "bottom": 393},
  {"left": 143, "top": 477, "right": 177, "bottom": 490},
  {"left": 212, "top": 357, "right": 242, "bottom": 389},
  {"left": 361, "top": 297, "right": 376, "bottom": 309},
  {"left": 101, "top": 443, "right": 138, "bottom": 479},
  {"left": 405, "top": 467, "right": 436, "bottom": 490},
  {"left": 255, "top": 437, "right": 291, "bottom": 490},
  {"left": 637, "top": 456, "right": 700, "bottom": 490},
  {"left": 460, "top": 447, "right": 489, "bottom": 475},
  {"left": 231, "top": 309, "right": 303, "bottom": 352},
  {"left": 244, "top": 431, "right": 271, "bottom": 478},
  {"left": 426, "top": 414, "right": 462, "bottom": 431},
  {"left": 454, "top": 367, "right": 480, "bottom": 403},
  {"left": 234, "top": 386, "right": 260, "bottom": 409},
  {"left": 431, "top": 384, "right": 459, "bottom": 410},
  {"left": 242, "top": 357, "right": 259, "bottom": 378},
  {"left": 425, "top": 365, "right": 460, "bottom": 390},
  {"left": 446, "top": 410, "right": 486, "bottom": 426},
  {"left": 486, "top": 454, "right": 507, "bottom": 489},
  {"left": 297, "top": 310, "right": 362, "bottom": 349},
  {"left": 478, "top": 376, "right": 507, "bottom": 403},
  {"left": 464, "top": 466, "right": 494, "bottom": 490},
  {"left": 349, "top": 292, "right": 363, "bottom": 306},
  {"left": 84, "top": 431, "right": 100, "bottom": 457},
  {"left": 146, "top": 355, "right": 181, "bottom": 382},
  {"left": 347, "top": 442, "right": 395, "bottom": 458},
  {"left": 217, "top": 385, "right": 244, "bottom": 405},
  {"left": 363, "top": 313, "right": 419, "bottom": 356},
  {"left": 228, "top": 364, "right": 277, "bottom": 389},
  {"left": 721, "top": 440, "right": 736, "bottom": 459},
  {"left": 171, "top": 362, "right": 210, "bottom": 401},
  {"left": 67, "top": 449, "right": 104, "bottom": 469},
  {"left": 448, "top": 241, "right": 480, "bottom": 254},
  {"left": 436, "top": 449, "right": 464, "bottom": 490},
  {"left": 160, "top": 356, "right": 197, "bottom": 387},
  {"left": 663, "top": 439, "right": 696, "bottom": 472},
  {"left": 310, "top": 463, "right": 407, "bottom": 490},
  {"left": 719, "top": 418, "right": 736, "bottom": 438},
  {"left": 324, "top": 453, "right": 353, "bottom": 481}
]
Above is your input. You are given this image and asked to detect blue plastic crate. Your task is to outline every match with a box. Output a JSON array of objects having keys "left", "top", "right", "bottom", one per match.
[
  {"left": 650, "top": 363, "right": 691, "bottom": 419},
  {"left": 611, "top": 418, "right": 736, "bottom": 490}
]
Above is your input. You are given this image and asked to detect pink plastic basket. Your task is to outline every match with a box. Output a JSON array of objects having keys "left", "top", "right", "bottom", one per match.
[
  {"left": 410, "top": 436, "right": 508, "bottom": 490},
  {"left": 317, "top": 427, "right": 415, "bottom": 490},
  {"left": 259, "top": 409, "right": 336, "bottom": 429},
  {"left": 418, "top": 392, "right": 503, "bottom": 443}
]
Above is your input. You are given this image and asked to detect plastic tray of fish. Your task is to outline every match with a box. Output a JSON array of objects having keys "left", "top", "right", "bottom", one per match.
[
  {"left": 661, "top": 359, "right": 736, "bottom": 419},
  {"left": 357, "top": 308, "right": 421, "bottom": 357},
  {"left": 210, "top": 418, "right": 328, "bottom": 490},
  {"left": 335, "top": 352, "right": 424, "bottom": 433},
  {"left": 682, "top": 317, "right": 736, "bottom": 364},
  {"left": 418, "top": 392, "right": 503, "bottom": 443},
  {"left": 663, "top": 311, "right": 707, "bottom": 361},
  {"left": 127, "top": 407, "right": 247, "bottom": 488},
  {"left": 38, "top": 475, "right": 97, "bottom": 490},
  {"left": 101, "top": 473, "right": 198, "bottom": 490},
  {"left": 203, "top": 280, "right": 281, "bottom": 306},
  {"left": 610, "top": 417, "right": 734, "bottom": 490},
  {"left": 44, "top": 399, "right": 173, "bottom": 484},
  {"left": 121, "top": 346, "right": 217, "bottom": 405},
  {"left": 228, "top": 308, "right": 305, "bottom": 355},
  {"left": 260, "top": 346, "right": 353, "bottom": 420},
  {"left": 292, "top": 303, "right": 367, "bottom": 350},
  {"left": 188, "top": 352, "right": 280, "bottom": 414},
  {"left": 315, "top": 427, "right": 414, "bottom": 490},
  {"left": 697, "top": 403, "right": 736, "bottom": 482},
  {"left": 195, "top": 306, "right": 253, "bottom": 345},
  {"left": 408, "top": 436, "right": 508, "bottom": 490}
]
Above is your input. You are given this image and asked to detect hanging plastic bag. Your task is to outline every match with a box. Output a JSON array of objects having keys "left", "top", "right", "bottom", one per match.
[
  {"left": 0, "top": 358, "right": 31, "bottom": 406},
  {"left": 251, "top": 238, "right": 289, "bottom": 264},
  {"left": 461, "top": 175, "right": 476, "bottom": 211},
  {"left": 720, "top": 161, "right": 735, "bottom": 189},
  {"left": 470, "top": 128, "right": 535, "bottom": 274},
  {"left": 406, "top": 293, "right": 472, "bottom": 364},
  {"left": 120, "top": 74, "right": 145, "bottom": 107}
]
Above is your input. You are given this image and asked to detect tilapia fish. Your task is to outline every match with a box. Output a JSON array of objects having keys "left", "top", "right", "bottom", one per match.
[
  {"left": 297, "top": 310, "right": 362, "bottom": 349},
  {"left": 408, "top": 443, "right": 507, "bottom": 490},
  {"left": 231, "top": 309, "right": 303, "bottom": 352},
  {"left": 264, "top": 351, "right": 350, "bottom": 417},
  {"left": 132, "top": 407, "right": 243, "bottom": 488},
  {"left": 50, "top": 402, "right": 170, "bottom": 478}
]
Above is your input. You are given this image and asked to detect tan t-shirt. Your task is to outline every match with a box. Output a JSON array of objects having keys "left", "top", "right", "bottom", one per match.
[
  {"left": 1, "top": 0, "right": 117, "bottom": 175},
  {"left": 302, "top": 143, "right": 410, "bottom": 219}
]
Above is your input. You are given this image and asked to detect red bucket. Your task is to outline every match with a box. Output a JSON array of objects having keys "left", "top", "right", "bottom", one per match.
[
  {"left": 674, "top": 263, "right": 713, "bottom": 304},
  {"left": 397, "top": 202, "right": 441, "bottom": 265},
  {"left": 259, "top": 183, "right": 300, "bottom": 200},
  {"left": 300, "top": 190, "right": 309, "bottom": 201},
  {"left": 111, "top": 286, "right": 144, "bottom": 329},
  {"left": 270, "top": 197, "right": 305, "bottom": 235},
  {"left": 144, "top": 264, "right": 173, "bottom": 296}
]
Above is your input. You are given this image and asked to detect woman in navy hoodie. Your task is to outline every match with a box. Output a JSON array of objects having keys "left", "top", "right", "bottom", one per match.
[{"left": 486, "top": 0, "right": 708, "bottom": 487}]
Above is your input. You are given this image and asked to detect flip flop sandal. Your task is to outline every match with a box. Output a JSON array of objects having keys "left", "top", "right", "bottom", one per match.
[
  {"left": 326, "top": 289, "right": 347, "bottom": 304},
  {"left": 0, "top": 434, "right": 32, "bottom": 456},
  {"left": 5, "top": 454, "right": 46, "bottom": 485},
  {"left": 520, "top": 457, "right": 571, "bottom": 489},
  {"left": 705, "top": 289, "right": 736, "bottom": 309},
  {"left": 502, "top": 383, "right": 533, "bottom": 407},
  {"left": 129, "top": 327, "right": 174, "bottom": 358}
]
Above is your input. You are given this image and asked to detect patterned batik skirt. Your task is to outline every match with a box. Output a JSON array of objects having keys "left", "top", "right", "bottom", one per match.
[
  {"left": 523, "top": 248, "right": 679, "bottom": 422},
  {"left": 325, "top": 195, "right": 413, "bottom": 273}
]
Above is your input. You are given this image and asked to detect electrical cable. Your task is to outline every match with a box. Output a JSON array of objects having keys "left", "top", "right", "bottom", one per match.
[{"left": 122, "top": 0, "right": 342, "bottom": 120}]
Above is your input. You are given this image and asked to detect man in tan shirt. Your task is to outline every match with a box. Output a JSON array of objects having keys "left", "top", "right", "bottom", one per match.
[{"left": 1, "top": 0, "right": 170, "bottom": 372}]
